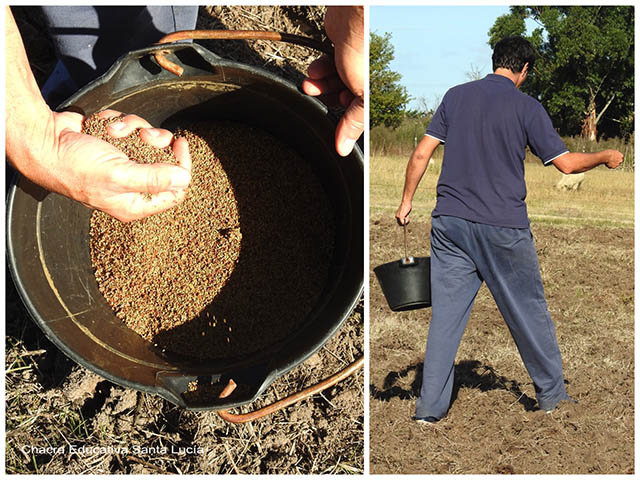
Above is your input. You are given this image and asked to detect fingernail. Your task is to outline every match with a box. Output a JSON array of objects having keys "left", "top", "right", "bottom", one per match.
[
  {"left": 302, "top": 80, "right": 322, "bottom": 96},
  {"left": 338, "top": 138, "right": 356, "bottom": 157},
  {"left": 110, "top": 121, "right": 125, "bottom": 131},
  {"left": 171, "top": 168, "right": 191, "bottom": 189},
  {"left": 146, "top": 128, "right": 160, "bottom": 137}
]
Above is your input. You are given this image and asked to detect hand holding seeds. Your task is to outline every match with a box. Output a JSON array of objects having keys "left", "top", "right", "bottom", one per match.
[
  {"left": 5, "top": 8, "right": 190, "bottom": 222},
  {"left": 38, "top": 109, "right": 191, "bottom": 222}
]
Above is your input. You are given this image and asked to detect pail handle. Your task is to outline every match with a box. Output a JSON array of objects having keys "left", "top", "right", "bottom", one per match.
[
  {"left": 403, "top": 223, "right": 409, "bottom": 261},
  {"left": 156, "top": 354, "right": 364, "bottom": 416},
  {"left": 154, "top": 29, "right": 333, "bottom": 77},
  {"left": 401, "top": 222, "right": 419, "bottom": 266},
  {"left": 216, "top": 355, "right": 363, "bottom": 423}
]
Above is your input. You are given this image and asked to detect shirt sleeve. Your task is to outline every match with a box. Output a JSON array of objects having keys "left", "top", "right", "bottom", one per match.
[
  {"left": 425, "top": 94, "right": 448, "bottom": 143},
  {"left": 526, "top": 101, "right": 568, "bottom": 165}
]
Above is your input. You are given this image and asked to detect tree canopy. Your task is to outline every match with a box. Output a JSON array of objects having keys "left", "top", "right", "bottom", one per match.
[
  {"left": 370, "top": 32, "right": 410, "bottom": 129},
  {"left": 488, "top": 6, "right": 634, "bottom": 139}
]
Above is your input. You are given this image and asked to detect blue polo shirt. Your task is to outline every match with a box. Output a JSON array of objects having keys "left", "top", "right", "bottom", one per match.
[{"left": 427, "top": 74, "right": 568, "bottom": 228}]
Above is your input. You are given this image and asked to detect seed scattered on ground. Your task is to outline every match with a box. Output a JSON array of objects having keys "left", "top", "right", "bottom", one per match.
[{"left": 87, "top": 113, "right": 334, "bottom": 359}]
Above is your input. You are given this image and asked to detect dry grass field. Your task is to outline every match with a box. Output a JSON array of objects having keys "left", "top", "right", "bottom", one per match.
[
  {"left": 6, "top": 6, "right": 363, "bottom": 474},
  {"left": 371, "top": 152, "right": 634, "bottom": 227},
  {"left": 369, "top": 153, "right": 633, "bottom": 474}
]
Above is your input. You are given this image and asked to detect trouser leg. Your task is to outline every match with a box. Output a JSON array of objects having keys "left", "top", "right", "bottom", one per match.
[
  {"left": 475, "top": 225, "right": 570, "bottom": 411},
  {"left": 40, "top": 6, "right": 198, "bottom": 105},
  {"left": 415, "top": 217, "right": 483, "bottom": 419}
]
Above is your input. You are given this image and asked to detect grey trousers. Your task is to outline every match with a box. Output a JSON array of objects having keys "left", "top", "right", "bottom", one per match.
[
  {"left": 39, "top": 6, "right": 198, "bottom": 106},
  {"left": 415, "top": 215, "right": 570, "bottom": 419}
]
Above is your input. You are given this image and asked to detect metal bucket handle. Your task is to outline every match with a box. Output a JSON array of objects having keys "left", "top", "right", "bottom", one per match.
[
  {"left": 399, "top": 221, "right": 432, "bottom": 268},
  {"left": 154, "top": 29, "right": 334, "bottom": 76},
  {"left": 401, "top": 223, "right": 417, "bottom": 266}
]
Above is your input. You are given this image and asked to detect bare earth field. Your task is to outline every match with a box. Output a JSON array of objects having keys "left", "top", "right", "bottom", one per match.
[
  {"left": 6, "top": 6, "right": 363, "bottom": 474},
  {"left": 369, "top": 158, "right": 633, "bottom": 474}
]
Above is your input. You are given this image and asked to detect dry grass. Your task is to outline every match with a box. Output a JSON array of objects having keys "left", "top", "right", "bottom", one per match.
[
  {"left": 524, "top": 158, "right": 633, "bottom": 226},
  {"left": 198, "top": 6, "right": 326, "bottom": 85},
  {"left": 371, "top": 153, "right": 633, "bottom": 227}
]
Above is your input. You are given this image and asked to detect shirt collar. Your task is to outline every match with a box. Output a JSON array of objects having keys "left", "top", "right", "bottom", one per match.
[{"left": 485, "top": 73, "right": 517, "bottom": 87}]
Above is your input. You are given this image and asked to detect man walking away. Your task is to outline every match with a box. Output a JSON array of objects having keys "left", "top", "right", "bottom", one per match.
[{"left": 395, "top": 36, "right": 623, "bottom": 423}]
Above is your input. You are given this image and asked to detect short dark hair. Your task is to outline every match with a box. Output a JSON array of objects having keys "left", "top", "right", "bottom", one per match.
[{"left": 492, "top": 36, "right": 536, "bottom": 73}]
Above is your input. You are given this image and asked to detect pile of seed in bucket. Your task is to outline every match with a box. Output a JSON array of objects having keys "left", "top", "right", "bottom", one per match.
[{"left": 87, "top": 113, "right": 335, "bottom": 359}]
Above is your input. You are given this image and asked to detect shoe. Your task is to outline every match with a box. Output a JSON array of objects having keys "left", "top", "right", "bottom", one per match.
[
  {"left": 544, "top": 398, "right": 578, "bottom": 414},
  {"left": 412, "top": 415, "right": 439, "bottom": 424}
]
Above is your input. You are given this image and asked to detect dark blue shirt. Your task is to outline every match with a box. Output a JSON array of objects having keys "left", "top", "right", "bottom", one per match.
[{"left": 427, "top": 74, "right": 568, "bottom": 228}]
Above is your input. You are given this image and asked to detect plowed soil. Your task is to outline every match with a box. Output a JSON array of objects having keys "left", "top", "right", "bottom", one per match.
[{"left": 369, "top": 215, "right": 633, "bottom": 474}]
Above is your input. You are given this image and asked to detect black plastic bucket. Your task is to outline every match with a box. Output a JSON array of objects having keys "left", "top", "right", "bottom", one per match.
[
  {"left": 6, "top": 43, "right": 363, "bottom": 410},
  {"left": 374, "top": 256, "right": 431, "bottom": 311}
]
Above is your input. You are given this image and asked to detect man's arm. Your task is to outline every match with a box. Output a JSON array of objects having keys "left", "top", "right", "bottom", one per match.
[
  {"left": 552, "top": 149, "right": 623, "bottom": 174},
  {"left": 6, "top": 6, "right": 53, "bottom": 179},
  {"left": 5, "top": 6, "right": 191, "bottom": 222},
  {"left": 395, "top": 135, "right": 441, "bottom": 225}
]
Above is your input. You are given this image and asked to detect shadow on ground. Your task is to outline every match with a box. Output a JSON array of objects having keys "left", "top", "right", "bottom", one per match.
[{"left": 370, "top": 360, "right": 537, "bottom": 412}]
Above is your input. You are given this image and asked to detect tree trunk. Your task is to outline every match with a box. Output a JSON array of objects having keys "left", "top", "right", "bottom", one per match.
[{"left": 581, "top": 97, "right": 597, "bottom": 141}]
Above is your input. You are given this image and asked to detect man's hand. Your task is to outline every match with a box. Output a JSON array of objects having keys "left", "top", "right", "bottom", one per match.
[
  {"left": 396, "top": 202, "right": 412, "bottom": 226},
  {"left": 11, "top": 109, "right": 192, "bottom": 222},
  {"left": 302, "top": 6, "right": 364, "bottom": 157},
  {"left": 603, "top": 149, "right": 624, "bottom": 169}
]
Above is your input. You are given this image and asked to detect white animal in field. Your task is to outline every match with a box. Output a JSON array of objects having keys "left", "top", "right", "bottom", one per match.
[{"left": 556, "top": 173, "right": 585, "bottom": 191}]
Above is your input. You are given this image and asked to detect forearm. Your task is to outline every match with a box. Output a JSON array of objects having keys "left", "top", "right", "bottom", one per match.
[
  {"left": 552, "top": 150, "right": 616, "bottom": 174},
  {"left": 5, "top": 7, "right": 56, "bottom": 179}
]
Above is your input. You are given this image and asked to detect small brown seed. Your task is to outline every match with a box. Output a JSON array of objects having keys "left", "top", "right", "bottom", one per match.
[{"left": 88, "top": 116, "right": 335, "bottom": 360}]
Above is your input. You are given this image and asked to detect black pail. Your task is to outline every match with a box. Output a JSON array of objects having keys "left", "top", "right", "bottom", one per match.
[
  {"left": 374, "top": 256, "right": 431, "bottom": 311},
  {"left": 6, "top": 42, "right": 363, "bottom": 410}
]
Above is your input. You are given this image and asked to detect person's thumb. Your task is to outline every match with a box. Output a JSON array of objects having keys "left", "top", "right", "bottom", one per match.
[
  {"left": 114, "top": 162, "right": 191, "bottom": 195},
  {"left": 335, "top": 95, "right": 364, "bottom": 157}
]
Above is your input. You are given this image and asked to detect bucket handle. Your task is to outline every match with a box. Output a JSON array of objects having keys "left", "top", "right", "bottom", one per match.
[
  {"left": 403, "top": 223, "right": 409, "bottom": 261},
  {"left": 216, "top": 354, "right": 363, "bottom": 423},
  {"left": 401, "top": 223, "right": 418, "bottom": 266},
  {"left": 154, "top": 29, "right": 334, "bottom": 77}
]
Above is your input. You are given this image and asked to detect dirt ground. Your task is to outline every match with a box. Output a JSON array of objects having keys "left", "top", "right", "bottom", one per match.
[
  {"left": 6, "top": 6, "right": 363, "bottom": 474},
  {"left": 369, "top": 215, "right": 633, "bottom": 474}
]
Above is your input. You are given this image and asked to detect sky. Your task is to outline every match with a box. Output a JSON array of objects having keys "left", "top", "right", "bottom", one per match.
[{"left": 370, "top": 6, "right": 512, "bottom": 111}]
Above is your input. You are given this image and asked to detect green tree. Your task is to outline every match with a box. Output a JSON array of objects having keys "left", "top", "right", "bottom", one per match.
[
  {"left": 489, "top": 6, "right": 634, "bottom": 139},
  {"left": 370, "top": 32, "right": 410, "bottom": 129}
]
